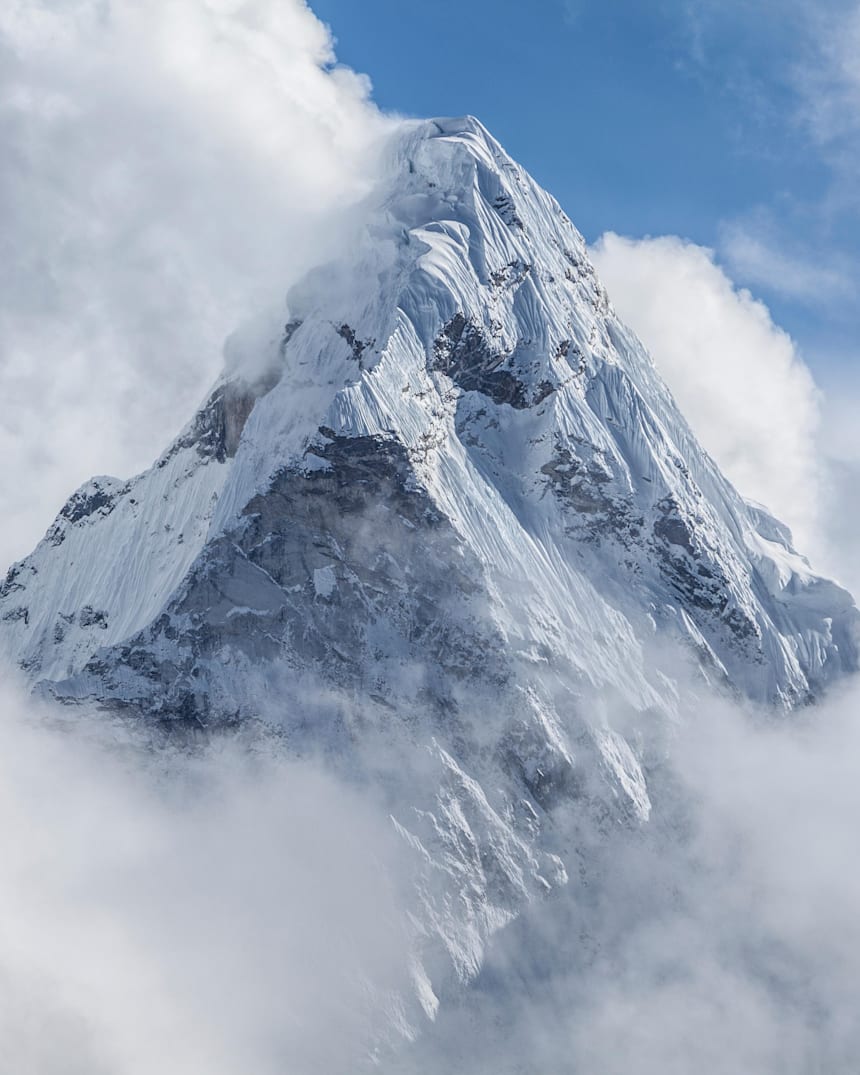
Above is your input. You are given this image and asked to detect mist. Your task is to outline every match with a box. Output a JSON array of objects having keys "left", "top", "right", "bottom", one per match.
[
  {"left": 0, "top": 677, "right": 416, "bottom": 1075},
  {"left": 2, "top": 649, "right": 860, "bottom": 1072},
  {"left": 389, "top": 677, "right": 860, "bottom": 1074},
  {"left": 0, "top": 0, "right": 397, "bottom": 569}
]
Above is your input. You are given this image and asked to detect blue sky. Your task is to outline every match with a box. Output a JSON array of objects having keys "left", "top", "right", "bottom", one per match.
[{"left": 313, "top": 0, "right": 860, "bottom": 388}]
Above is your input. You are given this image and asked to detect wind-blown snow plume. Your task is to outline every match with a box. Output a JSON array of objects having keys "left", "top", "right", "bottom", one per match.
[{"left": 0, "top": 0, "right": 394, "bottom": 568}]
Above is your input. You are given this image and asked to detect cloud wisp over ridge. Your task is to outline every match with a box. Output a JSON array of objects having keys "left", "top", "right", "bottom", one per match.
[{"left": 0, "top": 0, "right": 394, "bottom": 569}]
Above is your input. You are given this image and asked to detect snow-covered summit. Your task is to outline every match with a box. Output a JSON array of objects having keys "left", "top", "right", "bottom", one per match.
[
  {"left": 1, "top": 113, "right": 856, "bottom": 1031},
  {"left": 3, "top": 103, "right": 856, "bottom": 749},
  {"left": 3, "top": 108, "right": 856, "bottom": 723}
]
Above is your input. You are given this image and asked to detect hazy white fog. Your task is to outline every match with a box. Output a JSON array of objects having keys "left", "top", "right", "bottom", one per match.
[
  {"left": 0, "top": 679, "right": 414, "bottom": 1075},
  {"left": 0, "top": 0, "right": 394, "bottom": 569},
  {"left": 390, "top": 681, "right": 860, "bottom": 1074}
]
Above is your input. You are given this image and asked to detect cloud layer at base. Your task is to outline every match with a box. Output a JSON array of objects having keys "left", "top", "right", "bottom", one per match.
[
  {"left": 0, "top": 680, "right": 414, "bottom": 1075},
  {"left": 388, "top": 676, "right": 860, "bottom": 1075},
  {"left": 5, "top": 661, "right": 859, "bottom": 1074}
]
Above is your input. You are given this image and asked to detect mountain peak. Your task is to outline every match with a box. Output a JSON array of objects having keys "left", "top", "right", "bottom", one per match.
[
  {"left": 402, "top": 114, "right": 501, "bottom": 152},
  {"left": 2, "top": 112, "right": 856, "bottom": 1035},
  {"left": 418, "top": 114, "right": 492, "bottom": 137},
  {"left": 3, "top": 114, "right": 854, "bottom": 715}
]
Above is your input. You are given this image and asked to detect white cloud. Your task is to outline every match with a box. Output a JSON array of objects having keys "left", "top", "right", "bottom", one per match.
[
  {"left": 0, "top": 677, "right": 414, "bottom": 1074},
  {"left": 0, "top": 0, "right": 394, "bottom": 570},
  {"left": 677, "top": 0, "right": 860, "bottom": 341},
  {"left": 816, "top": 375, "right": 860, "bottom": 595},
  {"left": 388, "top": 676, "right": 860, "bottom": 1074},
  {"left": 591, "top": 232, "right": 822, "bottom": 550}
]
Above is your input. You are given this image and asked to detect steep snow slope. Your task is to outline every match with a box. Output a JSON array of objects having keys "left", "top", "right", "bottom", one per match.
[
  {"left": 0, "top": 374, "right": 268, "bottom": 684},
  {"left": 1, "top": 115, "right": 857, "bottom": 1035}
]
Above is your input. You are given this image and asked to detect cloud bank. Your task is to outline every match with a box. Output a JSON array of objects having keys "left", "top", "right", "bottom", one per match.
[
  {"left": 389, "top": 678, "right": 860, "bottom": 1075},
  {"left": 0, "top": 0, "right": 393, "bottom": 569},
  {"left": 0, "top": 679, "right": 414, "bottom": 1075}
]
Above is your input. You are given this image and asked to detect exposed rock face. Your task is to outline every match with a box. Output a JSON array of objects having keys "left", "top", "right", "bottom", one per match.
[
  {"left": 64, "top": 432, "right": 506, "bottom": 727},
  {"left": 166, "top": 372, "right": 281, "bottom": 465},
  {"left": 432, "top": 314, "right": 531, "bottom": 409},
  {"left": 1, "top": 114, "right": 856, "bottom": 1036}
]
